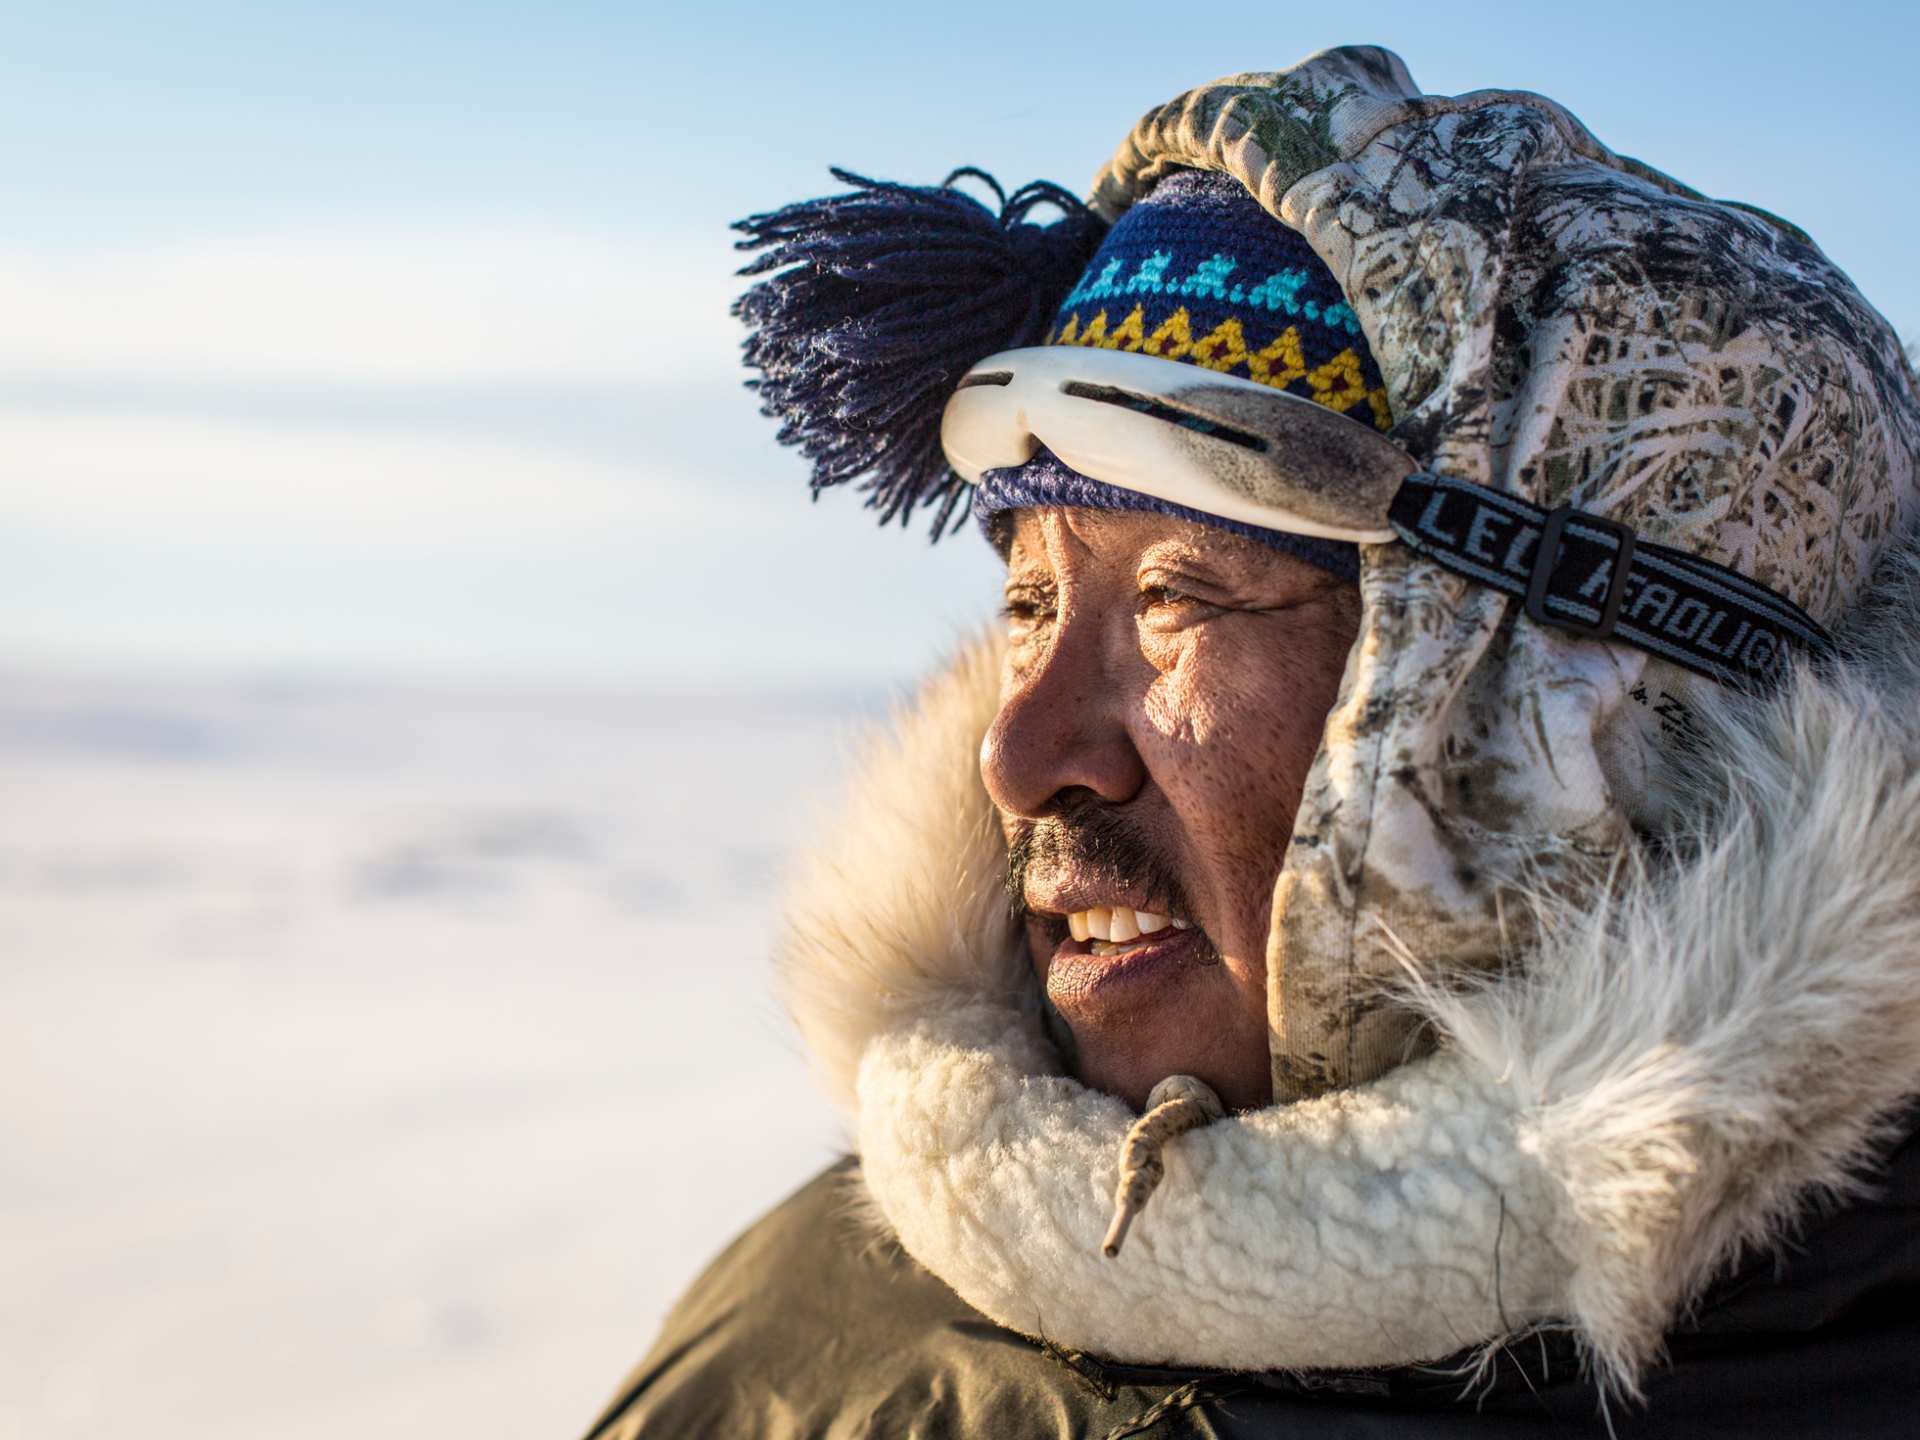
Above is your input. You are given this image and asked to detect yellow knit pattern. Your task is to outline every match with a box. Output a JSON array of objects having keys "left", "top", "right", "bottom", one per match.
[{"left": 1050, "top": 305, "right": 1393, "bottom": 432}]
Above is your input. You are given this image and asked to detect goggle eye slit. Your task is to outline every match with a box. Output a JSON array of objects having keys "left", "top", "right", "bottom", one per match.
[{"left": 1059, "top": 381, "right": 1268, "bottom": 454}]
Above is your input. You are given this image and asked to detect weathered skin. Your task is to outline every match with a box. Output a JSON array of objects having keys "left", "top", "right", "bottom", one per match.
[{"left": 985, "top": 507, "right": 1362, "bottom": 1112}]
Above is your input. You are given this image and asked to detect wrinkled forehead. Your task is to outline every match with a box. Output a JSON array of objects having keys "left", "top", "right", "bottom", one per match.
[
  {"left": 1000, "top": 502, "right": 1201, "bottom": 551},
  {"left": 997, "top": 505, "right": 1348, "bottom": 598}
]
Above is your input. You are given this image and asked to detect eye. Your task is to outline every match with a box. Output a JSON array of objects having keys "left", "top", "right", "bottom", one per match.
[
  {"left": 1135, "top": 575, "right": 1226, "bottom": 632},
  {"left": 1137, "top": 580, "right": 1209, "bottom": 615},
  {"left": 1000, "top": 586, "right": 1056, "bottom": 627}
]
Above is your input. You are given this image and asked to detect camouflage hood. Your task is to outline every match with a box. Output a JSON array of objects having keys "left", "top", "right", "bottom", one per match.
[
  {"left": 1073, "top": 45, "right": 1920, "bottom": 1098},
  {"left": 769, "top": 45, "right": 1920, "bottom": 1401}
]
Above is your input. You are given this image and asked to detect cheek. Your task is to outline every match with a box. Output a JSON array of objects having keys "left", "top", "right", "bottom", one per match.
[
  {"left": 1138, "top": 629, "right": 1225, "bottom": 748},
  {"left": 1140, "top": 613, "right": 1351, "bottom": 869}
]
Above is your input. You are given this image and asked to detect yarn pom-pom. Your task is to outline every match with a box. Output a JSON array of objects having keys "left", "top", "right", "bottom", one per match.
[{"left": 732, "top": 167, "right": 1106, "bottom": 539}]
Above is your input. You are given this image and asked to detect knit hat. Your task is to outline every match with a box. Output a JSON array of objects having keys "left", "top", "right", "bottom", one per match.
[
  {"left": 728, "top": 164, "right": 1390, "bottom": 569},
  {"left": 970, "top": 166, "right": 1391, "bottom": 577}
]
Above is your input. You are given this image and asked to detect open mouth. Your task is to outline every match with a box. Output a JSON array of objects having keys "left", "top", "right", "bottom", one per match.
[
  {"left": 1037, "top": 904, "right": 1214, "bottom": 1004},
  {"left": 1063, "top": 903, "right": 1190, "bottom": 949}
]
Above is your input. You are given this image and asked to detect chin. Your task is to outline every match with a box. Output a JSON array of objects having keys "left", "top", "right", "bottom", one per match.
[
  {"left": 1056, "top": 980, "right": 1273, "bottom": 1112},
  {"left": 1071, "top": 1032, "right": 1271, "bottom": 1113},
  {"left": 1029, "top": 920, "right": 1273, "bottom": 1111}
]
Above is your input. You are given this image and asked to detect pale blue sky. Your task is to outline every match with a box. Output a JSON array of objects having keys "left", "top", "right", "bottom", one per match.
[{"left": 0, "top": 0, "right": 1913, "bottom": 685}]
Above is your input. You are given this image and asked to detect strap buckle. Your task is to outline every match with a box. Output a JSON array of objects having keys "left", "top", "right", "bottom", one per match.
[{"left": 1523, "top": 504, "right": 1637, "bottom": 640}]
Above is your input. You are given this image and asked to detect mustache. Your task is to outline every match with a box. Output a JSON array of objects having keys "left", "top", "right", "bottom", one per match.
[{"left": 1004, "top": 793, "right": 1194, "bottom": 927}]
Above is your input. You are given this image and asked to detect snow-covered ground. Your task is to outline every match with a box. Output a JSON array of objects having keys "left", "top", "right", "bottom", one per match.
[{"left": 0, "top": 664, "right": 885, "bottom": 1439}]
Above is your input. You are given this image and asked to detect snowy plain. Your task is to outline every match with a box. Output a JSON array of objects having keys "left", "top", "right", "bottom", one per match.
[{"left": 0, "top": 663, "right": 880, "bottom": 1439}]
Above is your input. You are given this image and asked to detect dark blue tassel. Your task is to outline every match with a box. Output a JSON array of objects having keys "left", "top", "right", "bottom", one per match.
[{"left": 732, "top": 167, "right": 1107, "bottom": 539}]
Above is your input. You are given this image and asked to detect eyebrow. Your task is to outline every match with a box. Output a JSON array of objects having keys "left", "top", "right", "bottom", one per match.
[
  {"left": 1001, "top": 560, "right": 1053, "bottom": 591},
  {"left": 986, "top": 509, "right": 1016, "bottom": 560},
  {"left": 1138, "top": 532, "right": 1352, "bottom": 606},
  {"left": 1135, "top": 532, "right": 1247, "bottom": 575}
]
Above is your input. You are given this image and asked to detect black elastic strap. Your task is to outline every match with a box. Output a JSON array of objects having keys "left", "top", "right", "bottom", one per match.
[{"left": 1388, "top": 471, "right": 1833, "bottom": 688}]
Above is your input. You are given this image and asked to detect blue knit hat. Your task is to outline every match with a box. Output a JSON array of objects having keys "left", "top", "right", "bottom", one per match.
[
  {"left": 730, "top": 164, "right": 1391, "bottom": 562},
  {"left": 972, "top": 167, "right": 1391, "bottom": 578}
]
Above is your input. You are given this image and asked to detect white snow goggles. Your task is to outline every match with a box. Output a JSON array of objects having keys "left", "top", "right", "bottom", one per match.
[
  {"left": 939, "top": 346, "right": 1413, "bottom": 544},
  {"left": 939, "top": 345, "right": 1836, "bottom": 691}
]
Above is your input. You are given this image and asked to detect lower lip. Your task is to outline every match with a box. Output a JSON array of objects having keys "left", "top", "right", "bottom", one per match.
[{"left": 1046, "top": 926, "right": 1210, "bottom": 1006}]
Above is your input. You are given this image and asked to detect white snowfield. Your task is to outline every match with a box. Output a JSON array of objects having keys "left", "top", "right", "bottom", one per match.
[{"left": 0, "top": 665, "right": 857, "bottom": 1440}]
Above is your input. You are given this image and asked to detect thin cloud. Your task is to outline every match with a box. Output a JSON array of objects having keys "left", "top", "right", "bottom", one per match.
[
  {"left": 0, "top": 408, "right": 756, "bottom": 539},
  {"left": 0, "top": 227, "right": 740, "bottom": 385}
]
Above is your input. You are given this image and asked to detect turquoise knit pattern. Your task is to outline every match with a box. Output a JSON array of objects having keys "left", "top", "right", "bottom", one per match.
[{"left": 1044, "top": 168, "right": 1390, "bottom": 433}]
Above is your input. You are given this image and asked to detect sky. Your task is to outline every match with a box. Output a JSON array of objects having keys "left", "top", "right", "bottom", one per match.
[{"left": 0, "top": 0, "right": 1914, "bottom": 687}]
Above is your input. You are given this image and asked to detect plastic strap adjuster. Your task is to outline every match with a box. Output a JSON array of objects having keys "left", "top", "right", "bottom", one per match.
[{"left": 1525, "top": 504, "right": 1636, "bottom": 639}]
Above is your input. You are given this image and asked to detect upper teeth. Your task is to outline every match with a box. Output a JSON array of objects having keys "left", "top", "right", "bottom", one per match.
[{"left": 1067, "top": 906, "right": 1189, "bottom": 942}]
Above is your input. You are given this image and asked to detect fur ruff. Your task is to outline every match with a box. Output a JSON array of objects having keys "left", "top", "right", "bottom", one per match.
[{"left": 773, "top": 535, "right": 1920, "bottom": 1404}]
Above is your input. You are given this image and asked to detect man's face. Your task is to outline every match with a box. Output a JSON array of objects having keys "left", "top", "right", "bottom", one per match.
[{"left": 981, "top": 506, "right": 1361, "bottom": 1113}]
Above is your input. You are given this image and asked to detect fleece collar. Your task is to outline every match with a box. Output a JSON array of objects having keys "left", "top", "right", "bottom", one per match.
[{"left": 773, "top": 531, "right": 1920, "bottom": 1403}]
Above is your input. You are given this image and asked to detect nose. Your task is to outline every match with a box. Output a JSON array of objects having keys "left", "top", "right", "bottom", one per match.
[{"left": 980, "top": 609, "right": 1147, "bottom": 821}]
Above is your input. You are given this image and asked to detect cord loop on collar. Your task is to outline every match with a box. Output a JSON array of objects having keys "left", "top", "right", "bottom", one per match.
[{"left": 1101, "top": 1074, "right": 1226, "bottom": 1258}]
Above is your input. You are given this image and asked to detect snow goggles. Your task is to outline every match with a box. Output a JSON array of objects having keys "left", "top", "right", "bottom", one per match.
[
  {"left": 941, "top": 345, "right": 1836, "bottom": 691},
  {"left": 939, "top": 346, "right": 1412, "bottom": 544}
]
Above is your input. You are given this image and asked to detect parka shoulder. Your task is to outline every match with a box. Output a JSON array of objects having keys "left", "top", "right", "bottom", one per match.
[{"left": 578, "top": 1155, "right": 1237, "bottom": 1440}]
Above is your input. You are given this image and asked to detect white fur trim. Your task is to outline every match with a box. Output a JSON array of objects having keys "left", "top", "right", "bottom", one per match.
[
  {"left": 775, "top": 546, "right": 1920, "bottom": 1401},
  {"left": 774, "top": 636, "right": 1031, "bottom": 1118}
]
